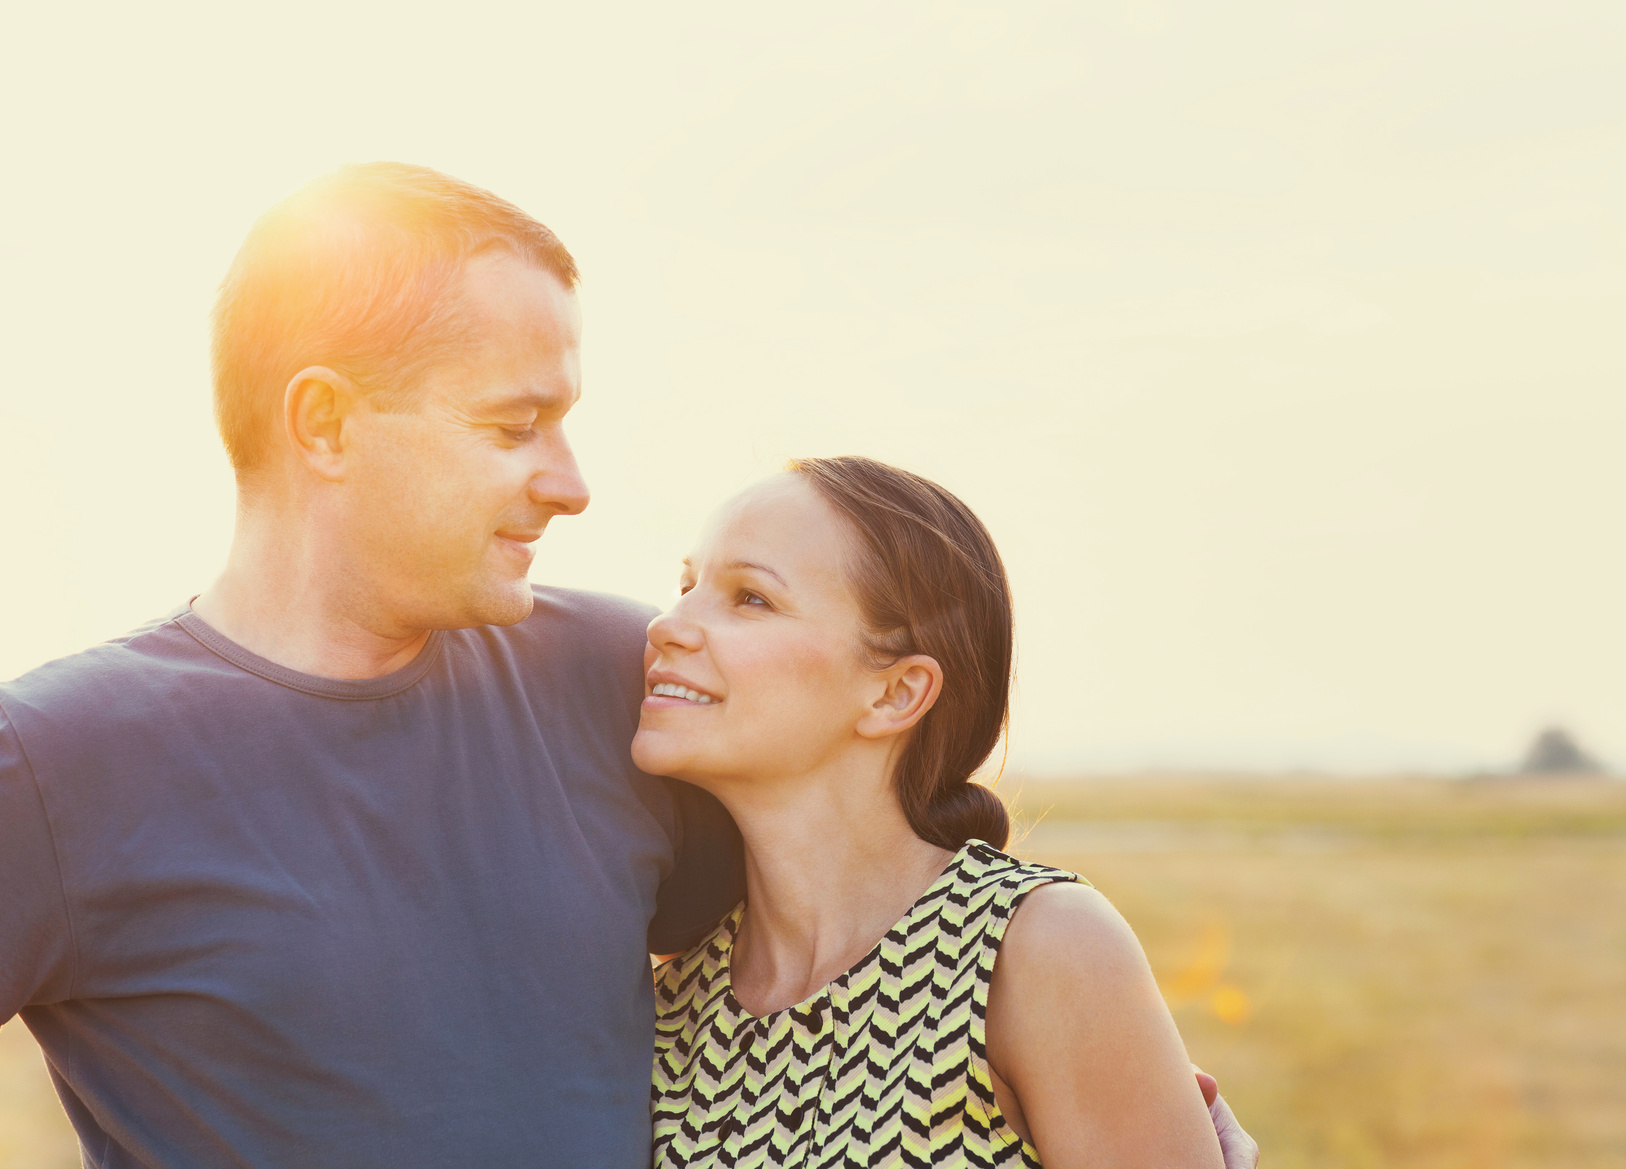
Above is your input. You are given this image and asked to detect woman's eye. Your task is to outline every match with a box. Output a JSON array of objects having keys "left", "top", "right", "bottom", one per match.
[
  {"left": 677, "top": 583, "right": 694, "bottom": 596},
  {"left": 740, "top": 591, "right": 768, "bottom": 607}
]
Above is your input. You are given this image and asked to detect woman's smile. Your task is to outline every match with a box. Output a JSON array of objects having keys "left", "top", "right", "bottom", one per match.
[{"left": 644, "top": 674, "right": 722, "bottom": 708}]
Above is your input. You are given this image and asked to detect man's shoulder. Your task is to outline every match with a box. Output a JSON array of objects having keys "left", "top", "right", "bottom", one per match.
[
  {"left": 458, "top": 586, "right": 658, "bottom": 704},
  {"left": 510, "top": 585, "right": 658, "bottom": 656},
  {"left": 529, "top": 584, "right": 657, "bottom": 625},
  {"left": 0, "top": 607, "right": 206, "bottom": 718}
]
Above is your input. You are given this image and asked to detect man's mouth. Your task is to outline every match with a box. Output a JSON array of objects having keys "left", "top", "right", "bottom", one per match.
[
  {"left": 649, "top": 683, "right": 717, "bottom": 705},
  {"left": 494, "top": 530, "right": 542, "bottom": 560}
]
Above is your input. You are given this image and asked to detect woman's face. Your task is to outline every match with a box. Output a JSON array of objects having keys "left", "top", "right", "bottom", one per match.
[{"left": 632, "top": 474, "right": 879, "bottom": 787}]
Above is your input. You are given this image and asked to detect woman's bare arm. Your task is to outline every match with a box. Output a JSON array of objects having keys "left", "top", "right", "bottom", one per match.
[{"left": 985, "top": 882, "right": 1225, "bottom": 1169}]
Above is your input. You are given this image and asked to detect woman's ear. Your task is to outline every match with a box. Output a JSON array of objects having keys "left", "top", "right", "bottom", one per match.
[{"left": 856, "top": 654, "right": 943, "bottom": 741}]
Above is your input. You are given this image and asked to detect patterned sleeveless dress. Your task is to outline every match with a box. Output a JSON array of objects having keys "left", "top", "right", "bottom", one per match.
[{"left": 651, "top": 840, "right": 1084, "bottom": 1168}]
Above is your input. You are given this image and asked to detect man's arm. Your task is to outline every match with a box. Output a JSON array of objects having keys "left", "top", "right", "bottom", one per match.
[
  {"left": 0, "top": 703, "right": 77, "bottom": 1020},
  {"left": 647, "top": 778, "right": 744, "bottom": 956}
]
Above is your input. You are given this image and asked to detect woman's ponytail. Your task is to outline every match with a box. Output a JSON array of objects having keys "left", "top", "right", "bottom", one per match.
[{"left": 911, "top": 776, "right": 1010, "bottom": 852}]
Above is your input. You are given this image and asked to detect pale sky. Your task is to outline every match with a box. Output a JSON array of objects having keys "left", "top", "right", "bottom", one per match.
[{"left": 2, "top": 1, "right": 1622, "bottom": 773}]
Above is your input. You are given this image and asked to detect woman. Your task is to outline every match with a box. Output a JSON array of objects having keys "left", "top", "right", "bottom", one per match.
[{"left": 634, "top": 457, "right": 1226, "bottom": 1169}]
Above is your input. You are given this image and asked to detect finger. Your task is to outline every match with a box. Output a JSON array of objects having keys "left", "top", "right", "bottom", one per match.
[
  {"left": 1194, "top": 1067, "right": 1219, "bottom": 1107},
  {"left": 1210, "top": 1094, "right": 1261, "bottom": 1169}
]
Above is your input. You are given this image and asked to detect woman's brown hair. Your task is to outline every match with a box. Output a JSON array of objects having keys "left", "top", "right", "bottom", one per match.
[{"left": 790, "top": 456, "right": 1011, "bottom": 851}]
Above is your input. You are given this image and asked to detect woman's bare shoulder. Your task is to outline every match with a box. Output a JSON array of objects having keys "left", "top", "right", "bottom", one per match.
[
  {"left": 997, "top": 879, "right": 1148, "bottom": 990},
  {"left": 988, "top": 879, "right": 1224, "bottom": 1167}
]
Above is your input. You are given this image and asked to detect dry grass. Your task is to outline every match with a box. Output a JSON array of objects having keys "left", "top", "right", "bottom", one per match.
[
  {"left": 2, "top": 774, "right": 1622, "bottom": 1167},
  {"left": 0, "top": 1018, "right": 76, "bottom": 1169},
  {"left": 1006, "top": 774, "right": 1626, "bottom": 1169}
]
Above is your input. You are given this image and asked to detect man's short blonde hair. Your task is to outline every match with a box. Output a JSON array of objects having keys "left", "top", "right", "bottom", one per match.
[{"left": 211, "top": 162, "right": 578, "bottom": 475}]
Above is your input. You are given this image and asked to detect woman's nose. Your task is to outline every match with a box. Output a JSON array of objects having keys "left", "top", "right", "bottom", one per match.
[{"left": 647, "top": 596, "right": 704, "bottom": 653}]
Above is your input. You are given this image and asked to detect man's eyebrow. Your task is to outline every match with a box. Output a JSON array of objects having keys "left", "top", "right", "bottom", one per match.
[{"left": 477, "top": 386, "right": 578, "bottom": 414}]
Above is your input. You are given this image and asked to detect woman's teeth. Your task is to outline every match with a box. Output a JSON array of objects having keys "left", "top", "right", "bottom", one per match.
[{"left": 651, "top": 683, "right": 715, "bottom": 705}]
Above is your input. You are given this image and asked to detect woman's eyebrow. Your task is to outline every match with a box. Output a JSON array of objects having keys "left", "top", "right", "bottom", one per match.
[
  {"left": 679, "top": 557, "right": 789, "bottom": 587},
  {"left": 726, "top": 560, "right": 788, "bottom": 586}
]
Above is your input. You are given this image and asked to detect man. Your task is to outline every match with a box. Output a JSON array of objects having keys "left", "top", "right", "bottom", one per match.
[
  {"left": 0, "top": 163, "right": 1255, "bottom": 1167},
  {"left": 1, "top": 163, "right": 741, "bottom": 1167}
]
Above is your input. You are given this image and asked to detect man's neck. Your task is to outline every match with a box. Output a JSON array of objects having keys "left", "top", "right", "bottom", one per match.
[{"left": 191, "top": 505, "right": 433, "bottom": 681}]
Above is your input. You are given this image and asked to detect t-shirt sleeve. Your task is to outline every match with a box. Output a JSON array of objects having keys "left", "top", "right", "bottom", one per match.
[
  {"left": 647, "top": 778, "right": 744, "bottom": 955},
  {"left": 0, "top": 704, "right": 76, "bottom": 1019}
]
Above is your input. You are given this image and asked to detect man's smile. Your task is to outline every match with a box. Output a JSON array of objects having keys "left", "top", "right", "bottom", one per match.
[{"left": 494, "top": 528, "right": 542, "bottom": 562}]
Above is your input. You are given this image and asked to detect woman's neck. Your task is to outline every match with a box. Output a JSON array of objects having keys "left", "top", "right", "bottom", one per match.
[{"left": 719, "top": 770, "right": 955, "bottom": 1017}]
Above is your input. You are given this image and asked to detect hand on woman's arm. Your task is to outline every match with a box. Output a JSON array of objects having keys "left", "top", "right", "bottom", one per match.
[
  {"left": 1196, "top": 1069, "right": 1261, "bottom": 1169},
  {"left": 985, "top": 883, "right": 1226, "bottom": 1169}
]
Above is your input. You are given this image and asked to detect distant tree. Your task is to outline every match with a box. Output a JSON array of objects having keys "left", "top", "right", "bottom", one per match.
[{"left": 1519, "top": 726, "right": 1603, "bottom": 775}]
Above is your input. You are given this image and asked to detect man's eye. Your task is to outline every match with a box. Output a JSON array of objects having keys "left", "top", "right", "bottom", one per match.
[{"left": 501, "top": 426, "right": 535, "bottom": 442}]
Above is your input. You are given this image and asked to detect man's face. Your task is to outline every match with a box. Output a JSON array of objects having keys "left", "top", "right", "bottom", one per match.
[{"left": 341, "top": 250, "right": 589, "bottom": 631}]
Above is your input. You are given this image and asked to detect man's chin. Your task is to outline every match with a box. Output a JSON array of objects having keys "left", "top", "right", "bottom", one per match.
[{"left": 469, "top": 580, "right": 537, "bottom": 627}]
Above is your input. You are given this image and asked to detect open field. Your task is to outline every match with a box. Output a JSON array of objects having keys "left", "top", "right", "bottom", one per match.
[
  {"left": 0, "top": 1018, "right": 75, "bottom": 1169},
  {"left": 1007, "top": 775, "right": 1626, "bottom": 1169},
  {"left": 3, "top": 774, "right": 1623, "bottom": 1167}
]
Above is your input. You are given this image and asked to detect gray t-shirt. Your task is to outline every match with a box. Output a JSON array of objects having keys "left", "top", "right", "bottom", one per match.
[{"left": 0, "top": 587, "right": 742, "bottom": 1168}]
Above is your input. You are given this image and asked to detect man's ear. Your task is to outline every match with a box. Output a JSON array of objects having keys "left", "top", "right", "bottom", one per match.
[
  {"left": 856, "top": 654, "right": 943, "bottom": 741},
  {"left": 284, "top": 365, "right": 361, "bottom": 481}
]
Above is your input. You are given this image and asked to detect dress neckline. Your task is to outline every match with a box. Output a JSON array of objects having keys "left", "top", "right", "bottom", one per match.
[{"left": 718, "top": 839, "right": 987, "bottom": 1023}]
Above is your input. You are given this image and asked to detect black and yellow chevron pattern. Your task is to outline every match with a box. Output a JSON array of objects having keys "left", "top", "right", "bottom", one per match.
[{"left": 651, "top": 840, "right": 1083, "bottom": 1167}]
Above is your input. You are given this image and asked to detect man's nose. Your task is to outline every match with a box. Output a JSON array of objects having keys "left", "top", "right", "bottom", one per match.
[{"left": 529, "top": 430, "right": 590, "bottom": 516}]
